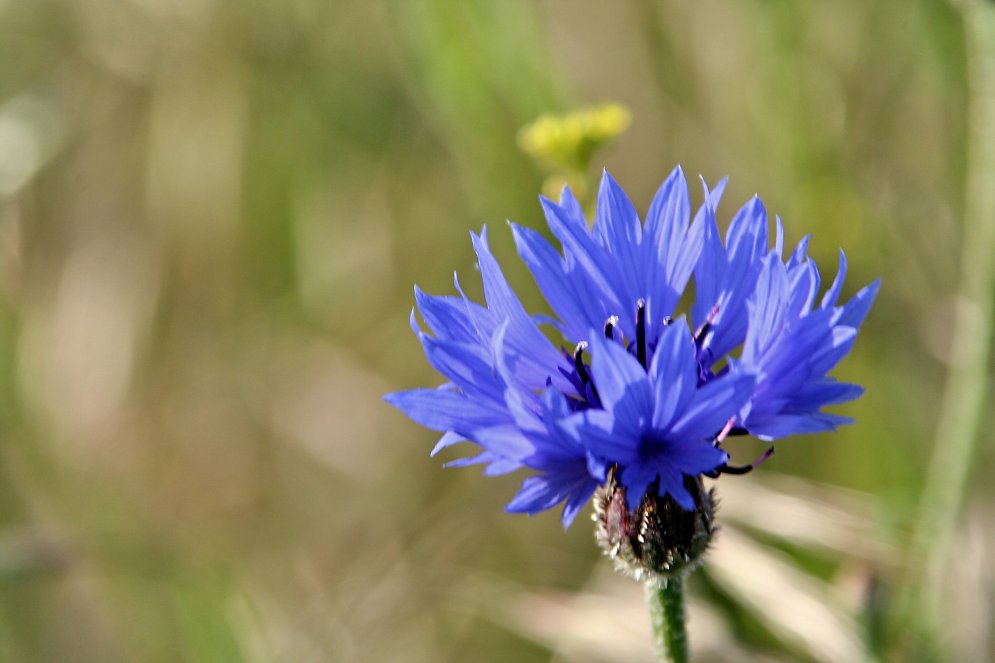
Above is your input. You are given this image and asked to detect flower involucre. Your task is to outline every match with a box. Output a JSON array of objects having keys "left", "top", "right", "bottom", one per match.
[{"left": 386, "top": 167, "right": 879, "bottom": 528}]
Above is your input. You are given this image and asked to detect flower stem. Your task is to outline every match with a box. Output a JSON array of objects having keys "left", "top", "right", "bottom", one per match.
[
  {"left": 905, "top": 0, "right": 995, "bottom": 642},
  {"left": 647, "top": 576, "right": 689, "bottom": 663}
]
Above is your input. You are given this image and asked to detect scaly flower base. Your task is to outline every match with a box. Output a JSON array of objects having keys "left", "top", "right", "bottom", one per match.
[{"left": 594, "top": 471, "right": 713, "bottom": 661}]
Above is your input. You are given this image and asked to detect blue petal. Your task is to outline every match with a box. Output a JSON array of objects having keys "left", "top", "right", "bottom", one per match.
[
  {"left": 587, "top": 334, "right": 653, "bottom": 432},
  {"left": 787, "top": 235, "right": 811, "bottom": 268},
  {"left": 691, "top": 205, "right": 725, "bottom": 329},
  {"left": 560, "top": 481, "right": 597, "bottom": 528},
  {"left": 645, "top": 166, "right": 690, "bottom": 277},
  {"left": 505, "top": 476, "right": 564, "bottom": 514},
  {"left": 658, "top": 439, "right": 728, "bottom": 476},
  {"left": 471, "top": 229, "right": 571, "bottom": 391},
  {"left": 470, "top": 227, "right": 521, "bottom": 322},
  {"left": 741, "top": 255, "right": 790, "bottom": 365},
  {"left": 414, "top": 287, "right": 480, "bottom": 343},
  {"left": 451, "top": 272, "right": 498, "bottom": 339},
  {"left": 594, "top": 171, "right": 644, "bottom": 304},
  {"left": 483, "top": 458, "right": 524, "bottom": 476},
  {"left": 621, "top": 464, "right": 657, "bottom": 511},
  {"left": 559, "top": 408, "right": 638, "bottom": 463},
  {"left": 444, "top": 450, "right": 521, "bottom": 475},
  {"left": 746, "top": 413, "right": 854, "bottom": 440},
  {"left": 808, "top": 326, "right": 858, "bottom": 376},
  {"left": 586, "top": 451, "right": 610, "bottom": 483},
  {"left": 538, "top": 389, "right": 596, "bottom": 460},
  {"left": 692, "top": 175, "right": 728, "bottom": 229},
  {"left": 669, "top": 371, "right": 756, "bottom": 441},
  {"left": 558, "top": 185, "right": 586, "bottom": 222},
  {"left": 655, "top": 464, "right": 695, "bottom": 510},
  {"left": 384, "top": 389, "right": 504, "bottom": 433},
  {"left": 834, "top": 278, "right": 881, "bottom": 328},
  {"left": 820, "top": 250, "right": 848, "bottom": 309},
  {"left": 511, "top": 223, "right": 598, "bottom": 341},
  {"left": 472, "top": 425, "right": 538, "bottom": 464},
  {"left": 490, "top": 321, "right": 544, "bottom": 428},
  {"left": 693, "top": 196, "right": 769, "bottom": 364},
  {"left": 786, "top": 379, "right": 864, "bottom": 411},
  {"left": 648, "top": 321, "right": 698, "bottom": 430},
  {"left": 505, "top": 469, "right": 598, "bottom": 528},
  {"left": 541, "top": 195, "right": 625, "bottom": 329},
  {"left": 785, "top": 260, "right": 820, "bottom": 319},
  {"left": 726, "top": 196, "right": 768, "bottom": 260},
  {"left": 667, "top": 204, "right": 705, "bottom": 314},
  {"left": 431, "top": 431, "right": 465, "bottom": 456},
  {"left": 419, "top": 336, "right": 501, "bottom": 402},
  {"left": 644, "top": 165, "right": 693, "bottom": 327}
]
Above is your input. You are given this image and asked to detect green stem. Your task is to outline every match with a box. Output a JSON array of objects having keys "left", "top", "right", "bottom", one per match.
[
  {"left": 906, "top": 0, "right": 995, "bottom": 640},
  {"left": 647, "top": 576, "right": 689, "bottom": 663}
]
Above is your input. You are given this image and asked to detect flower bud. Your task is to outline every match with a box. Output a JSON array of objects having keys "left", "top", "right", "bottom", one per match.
[{"left": 593, "top": 469, "right": 717, "bottom": 582}]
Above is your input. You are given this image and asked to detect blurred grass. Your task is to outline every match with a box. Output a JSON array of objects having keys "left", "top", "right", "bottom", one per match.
[{"left": 0, "top": 0, "right": 991, "bottom": 661}]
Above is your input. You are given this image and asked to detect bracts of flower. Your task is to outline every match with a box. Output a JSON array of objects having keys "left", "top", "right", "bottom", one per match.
[{"left": 386, "top": 167, "right": 878, "bottom": 580}]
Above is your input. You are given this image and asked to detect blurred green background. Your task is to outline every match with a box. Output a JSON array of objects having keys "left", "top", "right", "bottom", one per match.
[{"left": 0, "top": 1, "right": 992, "bottom": 661}]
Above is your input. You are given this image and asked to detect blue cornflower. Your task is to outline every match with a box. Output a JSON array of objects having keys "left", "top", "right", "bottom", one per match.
[{"left": 386, "top": 167, "right": 878, "bottom": 528}]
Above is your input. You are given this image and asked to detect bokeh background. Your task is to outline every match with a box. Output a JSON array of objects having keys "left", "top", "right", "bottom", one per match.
[{"left": 0, "top": 1, "right": 992, "bottom": 661}]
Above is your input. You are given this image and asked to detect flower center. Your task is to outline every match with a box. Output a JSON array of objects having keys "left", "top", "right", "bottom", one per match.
[
  {"left": 566, "top": 300, "right": 775, "bottom": 477},
  {"left": 570, "top": 298, "right": 672, "bottom": 407}
]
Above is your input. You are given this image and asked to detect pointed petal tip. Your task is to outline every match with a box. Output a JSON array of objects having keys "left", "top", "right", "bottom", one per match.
[
  {"left": 697, "top": 173, "right": 712, "bottom": 202},
  {"left": 558, "top": 185, "right": 578, "bottom": 206},
  {"left": 469, "top": 225, "right": 489, "bottom": 246},
  {"left": 539, "top": 192, "right": 562, "bottom": 212},
  {"left": 598, "top": 168, "right": 622, "bottom": 192},
  {"left": 382, "top": 391, "right": 410, "bottom": 413},
  {"left": 430, "top": 431, "right": 464, "bottom": 457},
  {"left": 560, "top": 499, "right": 585, "bottom": 529},
  {"left": 668, "top": 163, "right": 688, "bottom": 186}
]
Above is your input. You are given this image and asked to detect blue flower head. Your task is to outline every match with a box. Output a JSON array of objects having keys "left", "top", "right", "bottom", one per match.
[{"left": 386, "top": 167, "right": 879, "bottom": 529}]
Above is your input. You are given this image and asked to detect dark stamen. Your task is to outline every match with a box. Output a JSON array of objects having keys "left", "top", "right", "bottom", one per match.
[
  {"left": 604, "top": 315, "right": 619, "bottom": 340},
  {"left": 694, "top": 322, "right": 711, "bottom": 344},
  {"left": 635, "top": 299, "right": 647, "bottom": 368},
  {"left": 725, "top": 426, "right": 749, "bottom": 437},
  {"left": 716, "top": 447, "right": 775, "bottom": 475},
  {"left": 573, "top": 342, "right": 591, "bottom": 385},
  {"left": 662, "top": 316, "right": 673, "bottom": 327}
]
